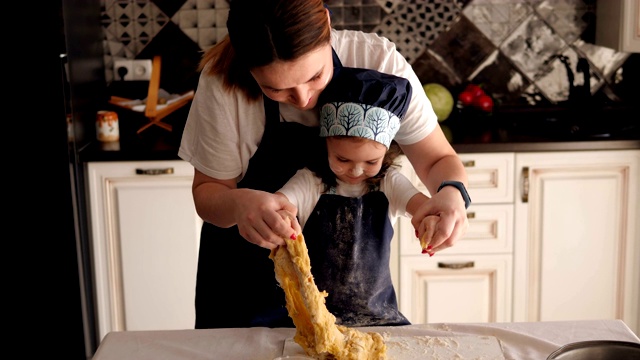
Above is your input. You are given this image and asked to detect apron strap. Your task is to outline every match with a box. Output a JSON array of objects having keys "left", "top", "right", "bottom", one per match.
[{"left": 332, "top": 47, "right": 343, "bottom": 68}]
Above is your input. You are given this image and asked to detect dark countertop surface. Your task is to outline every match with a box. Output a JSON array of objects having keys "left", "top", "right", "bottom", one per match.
[
  {"left": 452, "top": 139, "right": 639, "bottom": 153},
  {"left": 78, "top": 105, "right": 640, "bottom": 162}
]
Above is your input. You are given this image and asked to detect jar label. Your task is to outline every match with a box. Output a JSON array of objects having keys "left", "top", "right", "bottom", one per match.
[{"left": 96, "top": 110, "right": 120, "bottom": 142}]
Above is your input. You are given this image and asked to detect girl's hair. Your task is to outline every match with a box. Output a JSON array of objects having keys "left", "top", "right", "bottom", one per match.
[
  {"left": 309, "top": 138, "right": 403, "bottom": 193},
  {"left": 198, "top": 0, "right": 331, "bottom": 100}
]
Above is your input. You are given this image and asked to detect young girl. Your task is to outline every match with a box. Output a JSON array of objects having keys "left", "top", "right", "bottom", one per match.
[{"left": 275, "top": 67, "right": 439, "bottom": 327}]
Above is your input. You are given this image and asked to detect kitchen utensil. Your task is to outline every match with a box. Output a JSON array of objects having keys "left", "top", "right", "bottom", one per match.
[{"left": 547, "top": 340, "right": 640, "bottom": 359}]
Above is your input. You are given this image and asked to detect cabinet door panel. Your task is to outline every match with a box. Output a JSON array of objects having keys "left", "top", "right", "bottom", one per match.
[
  {"left": 87, "top": 161, "right": 202, "bottom": 341},
  {"left": 117, "top": 180, "right": 201, "bottom": 331},
  {"left": 514, "top": 150, "right": 640, "bottom": 335}
]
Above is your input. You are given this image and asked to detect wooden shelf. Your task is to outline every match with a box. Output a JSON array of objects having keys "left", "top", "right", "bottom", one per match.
[{"left": 108, "top": 55, "right": 194, "bottom": 134}]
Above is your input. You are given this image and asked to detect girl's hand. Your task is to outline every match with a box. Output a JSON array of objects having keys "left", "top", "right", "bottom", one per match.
[
  {"left": 276, "top": 209, "right": 302, "bottom": 239},
  {"left": 418, "top": 215, "right": 440, "bottom": 255}
]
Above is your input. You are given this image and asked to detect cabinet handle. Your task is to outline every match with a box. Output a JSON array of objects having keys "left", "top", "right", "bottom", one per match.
[
  {"left": 438, "top": 261, "right": 474, "bottom": 269},
  {"left": 466, "top": 212, "right": 475, "bottom": 219},
  {"left": 135, "top": 167, "right": 175, "bottom": 175},
  {"left": 461, "top": 160, "right": 475, "bottom": 167},
  {"left": 521, "top": 166, "right": 529, "bottom": 203}
]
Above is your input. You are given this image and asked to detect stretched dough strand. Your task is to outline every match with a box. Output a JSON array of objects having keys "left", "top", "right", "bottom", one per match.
[{"left": 270, "top": 233, "right": 386, "bottom": 360}]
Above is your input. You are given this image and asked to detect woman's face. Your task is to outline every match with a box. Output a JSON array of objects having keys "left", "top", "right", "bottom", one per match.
[
  {"left": 250, "top": 44, "right": 334, "bottom": 110},
  {"left": 326, "top": 137, "right": 387, "bottom": 185}
]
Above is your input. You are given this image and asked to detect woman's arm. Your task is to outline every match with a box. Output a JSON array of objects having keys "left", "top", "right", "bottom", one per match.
[
  {"left": 400, "top": 124, "right": 469, "bottom": 254},
  {"left": 192, "top": 169, "right": 298, "bottom": 249}
]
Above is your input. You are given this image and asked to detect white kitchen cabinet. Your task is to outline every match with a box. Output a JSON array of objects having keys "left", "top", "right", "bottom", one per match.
[
  {"left": 596, "top": 0, "right": 640, "bottom": 53},
  {"left": 86, "top": 160, "right": 202, "bottom": 341},
  {"left": 396, "top": 153, "right": 515, "bottom": 324},
  {"left": 513, "top": 150, "right": 640, "bottom": 335},
  {"left": 396, "top": 149, "right": 640, "bottom": 334}
]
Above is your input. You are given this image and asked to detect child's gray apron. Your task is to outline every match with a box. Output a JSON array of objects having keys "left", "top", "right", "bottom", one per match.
[{"left": 303, "top": 189, "right": 410, "bottom": 327}]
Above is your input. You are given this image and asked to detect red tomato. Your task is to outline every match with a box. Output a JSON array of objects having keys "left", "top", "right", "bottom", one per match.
[
  {"left": 474, "top": 94, "right": 494, "bottom": 112},
  {"left": 458, "top": 91, "right": 475, "bottom": 106},
  {"left": 465, "top": 84, "right": 485, "bottom": 98}
]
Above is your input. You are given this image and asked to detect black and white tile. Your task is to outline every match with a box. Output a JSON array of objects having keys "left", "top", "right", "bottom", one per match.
[{"left": 100, "top": 0, "right": 635, "bottom": 107}]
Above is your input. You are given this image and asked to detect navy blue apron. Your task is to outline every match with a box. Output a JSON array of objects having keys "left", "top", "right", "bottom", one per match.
[
  {"left": 303, "top": 189, "right": 410, "bottom": 327},
  {"left": 194, "top": 50, "right": 342, "bottom": 329}
]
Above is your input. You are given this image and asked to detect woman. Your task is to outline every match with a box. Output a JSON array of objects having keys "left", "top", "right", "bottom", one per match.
[{"left": 178, "top": 0, "right": 470, "bottom": 328}]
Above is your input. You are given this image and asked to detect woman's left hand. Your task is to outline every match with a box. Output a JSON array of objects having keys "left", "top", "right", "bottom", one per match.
[{"left": 411, "top": 185, "right": 468, "bottom": 254}]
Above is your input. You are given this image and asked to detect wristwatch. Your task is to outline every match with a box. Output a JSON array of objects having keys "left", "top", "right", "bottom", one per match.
[{"left": 437, "top": 181, "right": 472, "bottom": 209}]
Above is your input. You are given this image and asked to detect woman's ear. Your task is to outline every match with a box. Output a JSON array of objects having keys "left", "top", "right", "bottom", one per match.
[{"left": 325, "top": 7, "right": 331, "bottom": 26}]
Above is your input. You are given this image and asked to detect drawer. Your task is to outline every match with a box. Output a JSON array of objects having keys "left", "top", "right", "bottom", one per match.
[
  {"left": 398, "top": 153, "right": 514, "bottom": 204},
  {"left": 398, "top": 204, "right": 513, "bottom": 255},
  {"left": 459, "top": 153, "right": 514, "bottom": 204},
  {"left": 398, "top": 253, "right": 513, "bottom": 323}
]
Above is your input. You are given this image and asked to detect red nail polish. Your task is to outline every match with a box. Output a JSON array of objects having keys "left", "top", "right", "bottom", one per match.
[
  {"left": 428, "top": 252, "right": 434, "bottom": 257},
  {"left": 290, "top": 233, "right": 297, "bottom": 240},
  {"left": 422, "top": 249, "right": 428, "bottom": 254},
  {"left": 427, "top": 245, "right": 432, "bottom": 250},
  {"left": 415, "top": 230, "right": 419, "bottom": 237}
]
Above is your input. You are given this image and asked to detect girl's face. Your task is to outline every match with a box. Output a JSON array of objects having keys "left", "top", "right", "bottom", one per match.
[
  {"left": 250, "top": 44, "right": 334, "bottom": 111},
  {"left": 326, "top": 137, "right": 387, "bottom": 185}
]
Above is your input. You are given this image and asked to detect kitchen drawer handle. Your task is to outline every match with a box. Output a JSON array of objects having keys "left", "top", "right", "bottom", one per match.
[
  {"left": 466, "top": 212, "right": 475, "bottom": 219},
  {"left": 461, "top": 160, "right": 475, "bottom": 167},
  {"left": 438, "top": 261, "right": 474, "bottom": 269},
  {"left": 135, "top": 167, "right": 175, "bottom": 175},
  {"left": 521, "top": 166, "right": 529, "bottom": 203}
]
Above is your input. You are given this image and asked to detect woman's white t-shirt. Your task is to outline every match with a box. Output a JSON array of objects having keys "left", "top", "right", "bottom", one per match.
[
  {"left": 178, "top": 29, "right": 438, "bottom": 181},
  {"left": 278, "top": 167, "right": 421, "bottom": 229}
]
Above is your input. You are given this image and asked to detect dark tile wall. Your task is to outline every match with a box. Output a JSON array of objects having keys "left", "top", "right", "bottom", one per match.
[{"left": 101, "top": 0, "right": 638, "bottom": 111}]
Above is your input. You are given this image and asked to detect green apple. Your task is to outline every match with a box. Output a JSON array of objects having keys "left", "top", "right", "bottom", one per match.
[{"left": 423, "top": 83, "right": 454, "bottom": 122}]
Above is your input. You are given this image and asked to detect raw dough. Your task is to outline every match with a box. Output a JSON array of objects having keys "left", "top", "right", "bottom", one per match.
[{"left": 270, "top": 234, "right": 387, "bottom": 360}]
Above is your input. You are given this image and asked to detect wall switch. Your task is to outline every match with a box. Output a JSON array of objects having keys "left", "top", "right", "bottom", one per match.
[{"left": 114, "top": 59, "right": 153, "bottom": 81}]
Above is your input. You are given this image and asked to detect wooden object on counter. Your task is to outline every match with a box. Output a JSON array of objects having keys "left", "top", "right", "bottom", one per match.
[{"left": 108, "top": 55, "right": 195, "bottom": 134}]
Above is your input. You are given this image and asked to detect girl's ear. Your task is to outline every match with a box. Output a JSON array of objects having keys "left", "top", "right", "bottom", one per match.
[{"left": 325, "top": 7, "right": 331, "bottom": 26}]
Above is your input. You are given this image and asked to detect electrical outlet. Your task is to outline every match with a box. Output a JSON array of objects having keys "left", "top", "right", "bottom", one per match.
[{"left": 114, "top": 59, "right": 153, "bottom": 81}]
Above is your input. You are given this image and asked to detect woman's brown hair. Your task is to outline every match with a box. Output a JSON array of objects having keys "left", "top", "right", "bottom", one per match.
[{"left": 199, "top": 0, "right": 331, "bottom": 100}]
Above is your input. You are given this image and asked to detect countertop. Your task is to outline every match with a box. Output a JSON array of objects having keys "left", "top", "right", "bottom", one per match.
[
  {"left": 79, "top": 105, "right": 639, "bottom": 162},
  {"left": 80, "top": 135, "right": 640, "bottom": 162},
  {"left": 91, "top": 319, "right": 640, "bottom": 360}
]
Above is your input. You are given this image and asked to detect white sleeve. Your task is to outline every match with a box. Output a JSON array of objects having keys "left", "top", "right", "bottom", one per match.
[
  {"left": 332, "top": 29, "right": 437, "bottom": 146},
  {"left": 277, "top": 168, "right": 323, "bottom": 229},
  {"left": 380, "top": 167, "right": 422, "bottom": 223},
  {"left": 178, "top": 72, "right": 266, "bottom": 181}
]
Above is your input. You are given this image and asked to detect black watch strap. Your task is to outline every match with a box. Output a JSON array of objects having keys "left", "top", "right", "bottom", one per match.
[{"left": 437, "top": 181, "right": 471, "bottom": 209}]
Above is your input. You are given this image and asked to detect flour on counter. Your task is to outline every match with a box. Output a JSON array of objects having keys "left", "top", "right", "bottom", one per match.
[{"left": 283, "top": 335, "right": 505, "bottom": 360}]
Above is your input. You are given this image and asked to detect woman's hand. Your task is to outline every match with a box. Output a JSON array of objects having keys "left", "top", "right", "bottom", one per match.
[
  {"left": 192, "top": 170, "right": 299, "bottom": 249},
  {"left": 411, "top": 186, "right": 469, "bottom": 254},
  {"left": 233, "top": 189, "right": 300, "bottom": 249}
]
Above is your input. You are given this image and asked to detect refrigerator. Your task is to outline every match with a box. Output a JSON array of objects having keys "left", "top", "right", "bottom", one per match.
[{"left": 41, "top": 0, "right": 105, "bottom": 357}]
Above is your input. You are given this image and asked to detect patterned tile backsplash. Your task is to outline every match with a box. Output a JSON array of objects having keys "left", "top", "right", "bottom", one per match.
[{"left": 101, "top": 0, "right": 638, "bottom": 110}]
